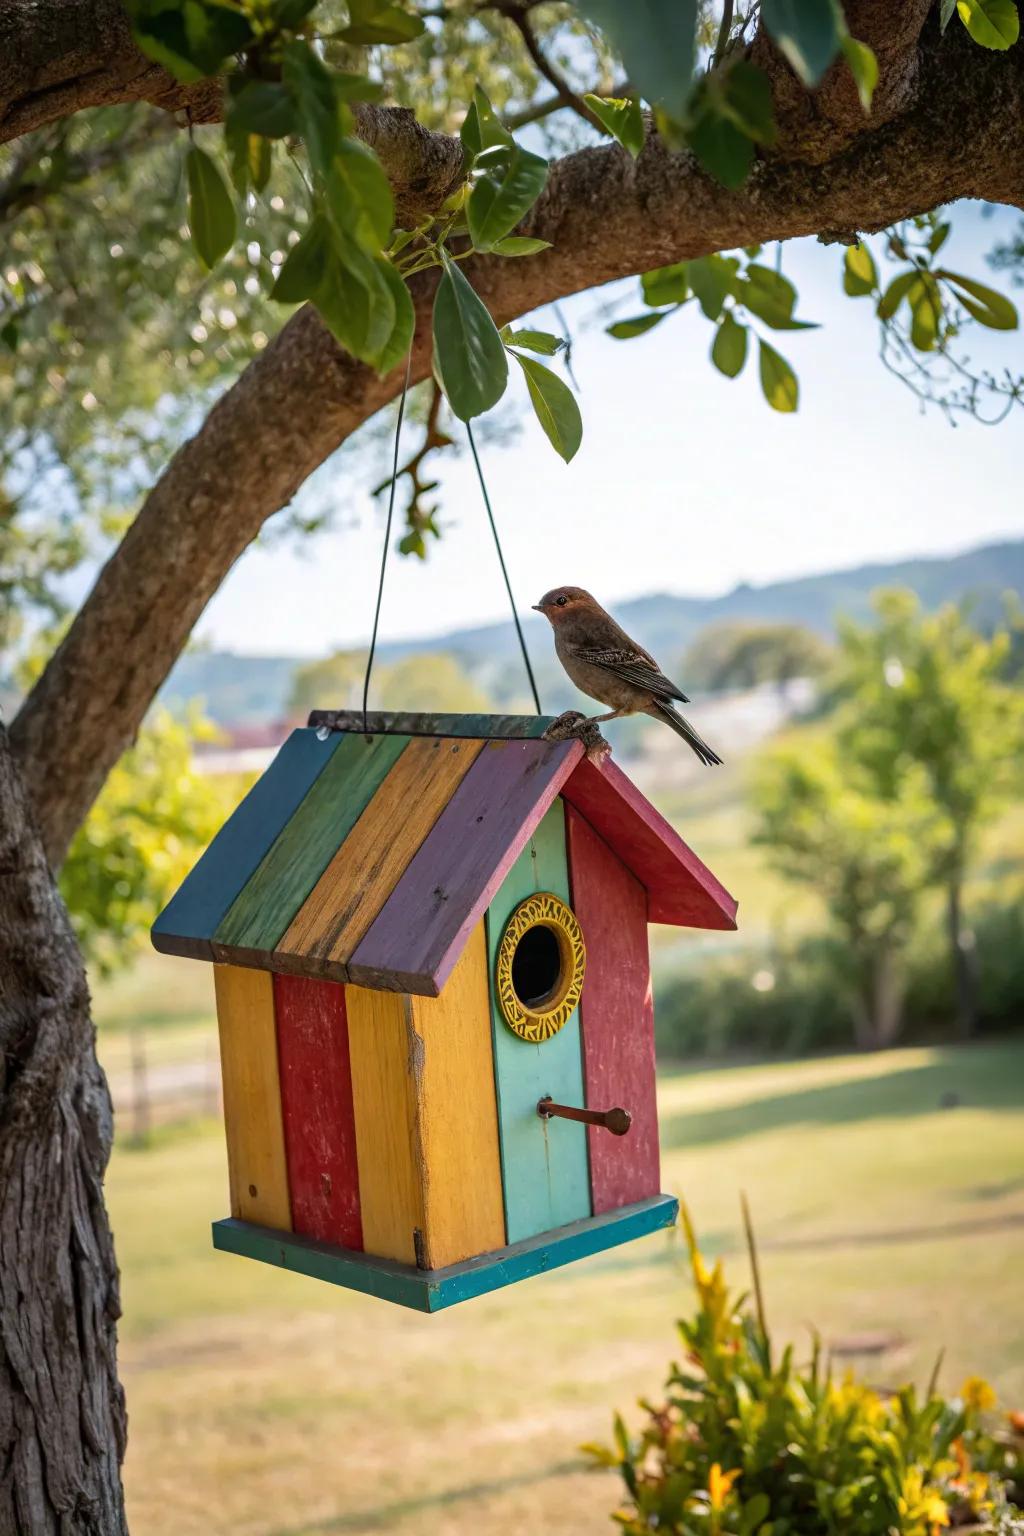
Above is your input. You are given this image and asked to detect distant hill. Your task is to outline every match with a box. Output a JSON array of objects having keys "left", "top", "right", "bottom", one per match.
[{"left": 159, "top": 537, "right": 1024, "bottom": 724}]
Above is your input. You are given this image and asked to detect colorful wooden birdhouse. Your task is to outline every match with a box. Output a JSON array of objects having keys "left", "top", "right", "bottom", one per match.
[{"left": 152, "top": 712, "right": 737, "bottom": 1312}]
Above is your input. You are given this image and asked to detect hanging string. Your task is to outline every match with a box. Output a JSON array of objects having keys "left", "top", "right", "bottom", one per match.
[
  {"left": 361, "top": 350, "right": 413, "bottom": 734},
  {"left": 466, "top": 419, "right": 543, "bottom": 716}
]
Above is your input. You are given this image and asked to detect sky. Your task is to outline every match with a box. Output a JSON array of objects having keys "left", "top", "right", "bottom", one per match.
[{"left": 195, "top": 203, "right": 1024, "bottom": 659}]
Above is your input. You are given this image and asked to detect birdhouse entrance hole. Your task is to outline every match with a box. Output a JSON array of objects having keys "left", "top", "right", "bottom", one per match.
[
  {"left": 512, "top": 924, "right": 562, "bottom": 1009},
  {"left": 495, "top": 891, "right": 586, "bottom": 1043}
]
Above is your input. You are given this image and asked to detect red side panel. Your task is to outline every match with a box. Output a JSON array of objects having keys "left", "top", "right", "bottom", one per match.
[
  {"left": 566, "top": 806, "right": 661, "bottom": 1214},
  {"left": 273, "top": 973, "right": 363, "bottom": 1249}
]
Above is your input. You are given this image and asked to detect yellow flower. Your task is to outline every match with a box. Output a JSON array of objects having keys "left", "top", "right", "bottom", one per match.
[
  {"left": 708, "top": 1463, "right": 741, "bottom": 1512},
  {"left": 961, "top": 1375, "right": 997, "bottom": 1413}
]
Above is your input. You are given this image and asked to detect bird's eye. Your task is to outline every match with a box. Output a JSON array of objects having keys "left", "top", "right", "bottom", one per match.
[{"left": 556, "top": 595, "right": 568, "bottom": 607}]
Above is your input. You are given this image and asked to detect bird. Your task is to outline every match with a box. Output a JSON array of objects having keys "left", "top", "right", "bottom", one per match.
[{"left": 533, "top": 586, "right": 722, "bottom": 766}]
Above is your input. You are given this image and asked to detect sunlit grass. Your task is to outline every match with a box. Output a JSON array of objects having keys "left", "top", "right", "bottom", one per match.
[{"left": 111, "top": 1040, "right": 1024, "bottom": 1536}]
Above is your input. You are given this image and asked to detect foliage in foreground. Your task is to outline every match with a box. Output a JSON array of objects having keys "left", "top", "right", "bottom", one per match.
[{"left": 587, "top": 1212, "right": 1024, "bottom": 1535}]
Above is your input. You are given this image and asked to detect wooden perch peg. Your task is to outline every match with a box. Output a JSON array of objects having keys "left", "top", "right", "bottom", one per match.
[{"left": 537, "top": 1096, "right": 632, "bottom": 1136}]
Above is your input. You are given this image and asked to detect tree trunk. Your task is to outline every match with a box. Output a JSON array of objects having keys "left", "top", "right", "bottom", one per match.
[
  {"left": 849, "top": 945, "right": 905, "bottom": 1049},
  {"left": 947, "top": 877, "right": 979, "bottom": 1039},
  {"left": 0, "top": 722, "right": 127, "bottom": 1535}
]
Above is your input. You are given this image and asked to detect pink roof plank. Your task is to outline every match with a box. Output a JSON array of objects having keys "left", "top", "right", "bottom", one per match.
[{"left": 560, "top": 754, "right": 738, "bottom": 932}]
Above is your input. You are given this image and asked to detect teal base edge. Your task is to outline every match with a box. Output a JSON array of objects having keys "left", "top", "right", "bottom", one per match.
[{"left": 212, "top": 1194, "right": 679, "bottom": 1313}]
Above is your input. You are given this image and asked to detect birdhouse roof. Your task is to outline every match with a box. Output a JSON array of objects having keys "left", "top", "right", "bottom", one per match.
[{"left": 152, "top": 711, "right": 737, "bottom": 996}]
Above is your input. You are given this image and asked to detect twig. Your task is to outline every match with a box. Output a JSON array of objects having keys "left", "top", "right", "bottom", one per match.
[{"left": 494, "top": 3, "right": 605, "bottom": 132}]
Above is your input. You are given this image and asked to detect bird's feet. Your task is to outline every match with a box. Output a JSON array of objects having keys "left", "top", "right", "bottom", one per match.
[{"left": 541, "top": 710, "right": 612, "bottom": 762}]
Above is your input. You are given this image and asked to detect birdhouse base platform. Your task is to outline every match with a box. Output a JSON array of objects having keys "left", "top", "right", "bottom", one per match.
[{"left": 212, "top": 1194, "right": 679, "bottom": 1313}]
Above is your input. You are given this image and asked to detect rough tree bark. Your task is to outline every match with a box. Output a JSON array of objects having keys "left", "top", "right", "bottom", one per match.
[
  {"left": 1, "top": 6, "right": 1023, "bottom": 1531},
  {"left": 0, "top": 722, "right": 126, "bottom": 1534}
]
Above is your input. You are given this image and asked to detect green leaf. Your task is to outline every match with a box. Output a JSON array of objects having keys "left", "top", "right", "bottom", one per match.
[
  {"left": 690, "top": 103, "right": 754, "bottom": 189},
  {"left": 467, "top": 144, "right": 548, "bottom": 251},
  {"left": 250, "top": 134, "right": 272, "bottom": 192},
  {"left": 284, "top": 39, "right": 342, "bottom": 182},
  {"left": 642, "top": 263, "right": 688, "bottom": 307},
  {"left": 488, "top": 235, "right": 552, "bottom": 257},
  {"left": 577, "top": 0, "right": 698, "bottom": 123},
  {"left": 928, "top": 221, "right": 951, "bottom": 255},
  {"left": 761, "top": 0, "right": 844, "bottom": 85},
  {"left": 325, "top": 138, "right": 394, "bottom": 253},
  {"left": 338, "top": 0, "right": 426, "bottom": 44},
  {"left": 270, "top": 216, "right": 331, "bottom": 303},
  {"left": 758, "top": 338, "right": 799, "bottom": 412},
  {"left": 711, "top": 312, "right": 748, "bottom": 377},
  {"left": 130, "top": 9, "right": 205, "bottom": 83},
  {"left": 687, "top": 255, "right": 739, "bottom": 321},
  {"left": 607, "top": 312, "right": 666, "bottom": 339},
  {"left": 1, "top": 320, "right": 17, "bottom": 352},
  {"left": 228, "top": 81, "right": 297, "bottom": 139},
  {"left": 511, "top": 353, "right": 582, "bottom": 463},
  {"left": 186, "top": 145, "right": 236, "bottom": 269},
  {"left": 909, "top": 276, "right": 940, "bottom": 351},
  {"left": 373, "top": 257, "right": 416, "bottom": 374},
  {"left": 182, "top": 0, "right": 252, "bottom": 74},
  {"left": 940, "top": 0, "right": 958, "bottom": 29},
  {"left": 315, "top": 239, "right": 395, "bottom": 363},
  {"left": 937, "top": 269, "right": 1019, "bottom": 329},
  {"left": 841, "top": 36, "right": 878, "bottom": 111},
  {"left": 956, "top": 0, "right": 1020, "bottom": 47},
  {"left": 460, "top": 84, "right": 514, "bottom": 162},
  {"left": 843, "top": 242, "right": 878, "bottom": 296},
  {"left": 499, "top": 327, "right": 564, "bottom": 355},
  {"left": 269, "top": 0, "right": 319, "bottom": 23},
  {"left": 718, "top": 61, "right": 777, "bottom": 143},
  {"left": 432, "top": 256, "right": 508, "bottom": 420},
  {"left": 583, "top": 94, "right": 645, "bottom": 157},
  {"left": 876, "top": 268, "right": 919, "bottom": 320}
]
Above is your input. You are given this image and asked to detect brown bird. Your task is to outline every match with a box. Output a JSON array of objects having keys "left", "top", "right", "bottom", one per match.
[{"left": 533, "top": 586, "right": 722, "bottom": 766}]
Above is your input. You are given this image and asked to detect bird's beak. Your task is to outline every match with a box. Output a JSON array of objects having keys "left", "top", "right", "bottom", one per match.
[{"left": 531, "top": 604, "right": 544, "bottom": 612}]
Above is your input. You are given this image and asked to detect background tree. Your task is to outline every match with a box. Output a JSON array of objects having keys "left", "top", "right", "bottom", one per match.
[
  {"left": 831, "top": 590, "right": 1024, "bottom": 1035},
  {"left": 753, "top": 732, "right": 937, "bottom": 1049},
  {"left": 2, "top": 1, "right": 1024, "bottom": 1529},
  {"left": 683, "top": 620, "right": 833, "bottom": 693}
]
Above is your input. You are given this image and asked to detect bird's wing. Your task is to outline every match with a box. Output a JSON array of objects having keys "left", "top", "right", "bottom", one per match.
[{"left": 568, "top": 644, "right": 690, "bottom": 704}]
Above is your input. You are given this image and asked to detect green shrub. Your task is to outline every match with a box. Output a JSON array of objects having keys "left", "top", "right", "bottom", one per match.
[
  {"left": 655, "top": 890, "right": 1024, "bottom": 1061},
  {"left": 586, "top": 1212, "right": 1023, "bottom": 1534}
]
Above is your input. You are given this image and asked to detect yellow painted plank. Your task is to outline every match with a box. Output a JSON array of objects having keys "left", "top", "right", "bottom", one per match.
[
  {"left": 412, "top": 920, "right": 506, "bottom": 1270},
  {"left": 345, "top": 984, "right": 424, "bottom": 1266},
  {"left": 213, "top": 964, "right": 292, "bottom": 1231},
  {"left": 278, "top": 736, "right": 486, "bottom": 974},
  {"left": 346, "top": 920, "right": 505, "bottom": 1270}
]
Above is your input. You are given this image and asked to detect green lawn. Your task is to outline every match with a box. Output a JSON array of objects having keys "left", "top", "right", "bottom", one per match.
[{"left": 109, "top": 1040, "right": 1024, "bottom": 1536}]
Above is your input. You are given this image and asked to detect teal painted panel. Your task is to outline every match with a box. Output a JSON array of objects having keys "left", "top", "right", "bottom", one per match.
[
  {"left": 151, "top": 728, "right": 344, "bottom": 960},
  {"left": 485, "top": 799, "right": 591, "bottom": 1245},
  {"left": 212, "top": 1195, "right": 677, "bottom": 1312}
]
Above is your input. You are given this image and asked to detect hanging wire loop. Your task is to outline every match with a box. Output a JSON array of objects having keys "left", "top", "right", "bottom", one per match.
[
  {"left": 361, "top": 350, "right": 413, "bottom": 735},
  {"left": 466, "top": 419, "right": 543, "bottom": 715}
]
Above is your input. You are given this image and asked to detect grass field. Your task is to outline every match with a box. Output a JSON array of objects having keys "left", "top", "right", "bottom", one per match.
[{"left": 109, "top": 1039, "right": 1024, "bottom": 1536}]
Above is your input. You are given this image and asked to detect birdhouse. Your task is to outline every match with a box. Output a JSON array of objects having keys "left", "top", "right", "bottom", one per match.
[{"left": 152, "top": 712, "right": 737, "bottom": 1312}]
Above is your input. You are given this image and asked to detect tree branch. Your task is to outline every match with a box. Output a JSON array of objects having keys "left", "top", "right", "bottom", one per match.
[{"left": 11, "top": 18, "right": 1024, "bottom": 867}]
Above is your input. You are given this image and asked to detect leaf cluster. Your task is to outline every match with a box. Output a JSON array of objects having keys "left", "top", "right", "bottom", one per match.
[{"left": 585, "top": 1209, "right": 1024, "bottom": 1535}]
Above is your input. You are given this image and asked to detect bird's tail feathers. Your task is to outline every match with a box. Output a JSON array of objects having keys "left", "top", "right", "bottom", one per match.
[{"left": 654, "top": 702, "right": 723, "bottom": 766}]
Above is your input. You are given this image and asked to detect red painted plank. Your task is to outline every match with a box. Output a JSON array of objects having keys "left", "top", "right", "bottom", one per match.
[
  {"left": 348, "top": 737, "right": 583, "bottom": 996},
  {"left": 561, "top": 755, "right": 738, "bottom": 930},
  {"left": 273, "top": 974, "right": 363, "bottom": 1250},
  {"left": 566, "top": 806, "right": 661, "bottom": 1214}
]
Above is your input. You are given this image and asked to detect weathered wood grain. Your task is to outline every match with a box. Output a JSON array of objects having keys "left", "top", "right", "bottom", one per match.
[
  {"left": 345, "top": 921, "right": 506, "bottom": 1269},
  {"left": 566, "top": 806, "right": 661, "bottom": 1214},
  {"left": 277, "top": 736, "right": 486, "bottom": 975},
  {"left": 348, "top": 737, "right": 583, "bottom": 996},
  {"left": 213, "top": 964, "right": 292, "bottom": 1231},
  {"left": 561, "top": 754, "right": 739, "bottom": 930},
  {"left": 212, "top": 1194, "right": 678, "bottom": 1312},
  {"left": 412, "top": 920, "right": 506, "bottom": 1268},
  {"left": 274, "top": 973, "right": 363, "bottom": 1249},
  {"left": 307, "top": 711, "right": 555, "bottom": 739},
  {"left": 213, "top": 731, "right": 409, "bottom": 965},
  {"left": 152, "top": 728, "right": 343, "bottom": 960},
  {"left": 485, "top": 800, "right": 591, "bottom": 1245}
]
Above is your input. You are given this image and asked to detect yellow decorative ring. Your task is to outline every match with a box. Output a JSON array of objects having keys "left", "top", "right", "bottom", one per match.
[{"left": 495, "top": 892, "right": 586, "bottom": 1043}]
